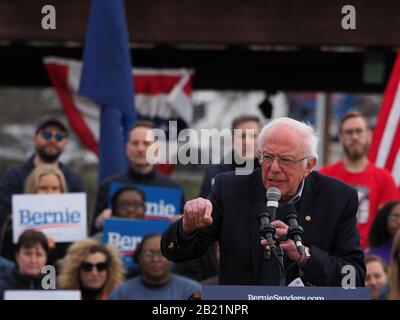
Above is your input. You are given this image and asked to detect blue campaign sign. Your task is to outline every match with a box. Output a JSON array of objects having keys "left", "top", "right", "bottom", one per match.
[
  {"left": 109, "top": 182, "right": 182, "bottom": 220},
  {"left": 202, "top": 285, "right": 371, "bottom": 300},
  {"left": 102, "top": 218, "right": 170, "bottom": 268}
]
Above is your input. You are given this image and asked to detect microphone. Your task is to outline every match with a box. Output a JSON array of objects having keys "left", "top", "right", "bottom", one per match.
[
  {"left": 266, "top": 187, "right": 281, "bottom": 221},
  {"left": 280, "top": 203, "right": 305, "bottom": 256},
  {"left": 255, "top": 202, "right": 276, "bottom": 259}
]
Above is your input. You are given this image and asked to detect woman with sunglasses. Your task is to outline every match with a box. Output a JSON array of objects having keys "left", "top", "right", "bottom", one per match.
[
  {"left": 57, "top": 239, "right": 124, "bottom": 300},
  {"left": 0, "top": 229, "right": 49, "bottom": 299}
]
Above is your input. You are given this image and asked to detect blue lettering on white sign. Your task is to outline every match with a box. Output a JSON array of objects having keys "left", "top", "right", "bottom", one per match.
[{"left": 19, "top": 208, "right": 81, "bottom": 226}]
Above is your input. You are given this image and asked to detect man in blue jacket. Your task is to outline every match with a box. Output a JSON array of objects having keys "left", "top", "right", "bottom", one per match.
[{"left": 0, "top": 116, "right": 84, "bottom": 248}]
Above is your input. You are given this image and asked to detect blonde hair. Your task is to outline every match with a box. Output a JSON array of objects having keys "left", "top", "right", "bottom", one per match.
[
  {"left": 57, "top": 239, "right": 125, "bottom": 297},
  {"left": 388, "top": 230, "right": 400, "bottom": 300},
  {"left": 25, "top": 164, "right": 67, "bottom": 193}
]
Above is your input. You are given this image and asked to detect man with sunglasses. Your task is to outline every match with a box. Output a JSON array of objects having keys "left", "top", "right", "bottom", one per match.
[
  {"left": 320, "top": 111, "right": 398, "bottom": 249},
  {"left": 161, "top": 117, "right": 365, "bottom": 287},
  {"left": 0, "top": 115, "right": 84, "bottom": 230}
]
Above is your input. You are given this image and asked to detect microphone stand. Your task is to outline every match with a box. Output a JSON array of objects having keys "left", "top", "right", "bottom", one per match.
[
  {"left": 286, "top": 212, "right": 305, "bottom": 256},
  {"left": 256, "top": 198, "right": 286, "bottom": 286},
  {"left": 260, "top": 223, "right": 276, "bottom": 261},
  {"left": 273, "top": 237, "right": 286, "bottom": 286},
  {"left": 261, "top": 227, "right": 286, "bottom": 286}
]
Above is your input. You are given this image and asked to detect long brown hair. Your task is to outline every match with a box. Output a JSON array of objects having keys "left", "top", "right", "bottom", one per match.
[{"left": 57, "top": 239, "right": 124, "bottom": 297}]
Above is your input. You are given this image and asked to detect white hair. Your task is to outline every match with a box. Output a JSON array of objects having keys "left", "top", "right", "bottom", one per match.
[{"left": 257, "top": 117, "right": 320, "bottom": 161}]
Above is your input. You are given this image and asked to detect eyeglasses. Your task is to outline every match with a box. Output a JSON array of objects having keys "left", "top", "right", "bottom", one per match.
[
  {"left": 40, "top": 130, "right": 65, "bottom": 142},
  {"left": 141, "top": 250, "right": 165, "bottom": 260},
  {"left": 388, "top": 215, "right": 400, "bottom": 222},
  {"left": 80, "top": 262, "right": 108, "bottom": 272},
  {"left": 258, "top": 154, "right": 308, "bottom": 168},
  {"left": 341, "top": 128, "right": 365, "bottom": 137},
  {"left": 116, "top": 202, "right": 145, "bottom": 211}
]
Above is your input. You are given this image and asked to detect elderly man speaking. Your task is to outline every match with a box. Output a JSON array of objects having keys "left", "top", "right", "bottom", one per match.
[{"left": 161, "top": 117, "right": 365, "bottom": 287}]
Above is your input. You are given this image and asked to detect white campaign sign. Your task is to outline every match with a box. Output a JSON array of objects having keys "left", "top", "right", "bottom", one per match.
[
  {"left": 4, "top": 290, "right": 81, "bottom": 300},
  {"left": 12, "top": 193, "right": 87, "bottom": 243}
]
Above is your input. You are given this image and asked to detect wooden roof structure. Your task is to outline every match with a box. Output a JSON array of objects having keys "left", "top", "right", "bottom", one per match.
[{"left": 1, "top": 0, "right": 399, "bottom": 91}]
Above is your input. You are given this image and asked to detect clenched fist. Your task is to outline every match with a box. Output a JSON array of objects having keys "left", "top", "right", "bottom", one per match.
[{"left": 182, "top": 197, "right": 213, "bottom": 234}]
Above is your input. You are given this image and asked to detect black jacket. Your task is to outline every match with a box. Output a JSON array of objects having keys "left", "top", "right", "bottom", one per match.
[
  {"left": 199, "top": 152, "right": 260, "bottom": 198},
  {"left": 0, "top": 267, "right": 46, "bottom": 299},
  {"left": 162, "top": 169, "right": 366, "bottom": 286}
]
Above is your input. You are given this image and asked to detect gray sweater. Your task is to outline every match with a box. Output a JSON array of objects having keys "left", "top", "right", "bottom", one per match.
[{"left": 109, "top": 274, "right": 201, "bottom": 300}]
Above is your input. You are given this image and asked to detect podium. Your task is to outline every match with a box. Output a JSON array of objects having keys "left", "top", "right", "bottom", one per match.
[{"left": 201, "top": 285, "right": 371, "bottom": 300}]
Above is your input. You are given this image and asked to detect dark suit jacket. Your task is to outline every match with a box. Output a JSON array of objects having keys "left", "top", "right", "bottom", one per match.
[
  {"left": 198, "top": 152, "right": 260, "bottom": 198},
  {"left": 161, "top": 169, "right": 365, "bottom": 286}
]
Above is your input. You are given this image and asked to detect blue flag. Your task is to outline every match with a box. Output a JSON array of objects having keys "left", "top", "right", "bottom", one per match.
[{"left": 79, "top": 0, "right": 136, "bottom": 183}]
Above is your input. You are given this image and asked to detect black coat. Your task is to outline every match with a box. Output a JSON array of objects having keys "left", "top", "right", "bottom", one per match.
[
  {"left": 0, "top": 267, "right": 46, "bottom": 299},
  {"left": 161, "top": 169, "right": 366, "bottom": 286},
  {"left": 198, "top": 152, "right": 260, "bottom": 198}
]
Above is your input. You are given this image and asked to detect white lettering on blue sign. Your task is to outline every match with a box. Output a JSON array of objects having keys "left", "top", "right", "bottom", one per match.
[
  {"left": 107, "top": 232, "right": 143, "bottom": 251},
  {"left": 146, "top": 200, "right": 176, "bottom": 217}
]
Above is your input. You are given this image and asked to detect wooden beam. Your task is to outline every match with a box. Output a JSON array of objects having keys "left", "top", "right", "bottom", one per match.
[
  {"left": 0, "top": 45, "right": 395, "bottom": 92},
  {"left": 0, "top": 0, "right": 400, "bottom": 46}
]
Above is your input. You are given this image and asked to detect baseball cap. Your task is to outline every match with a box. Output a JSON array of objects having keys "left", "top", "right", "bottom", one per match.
[{"left": 35, "top": 115, "right": 68, "bottom": 134}]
